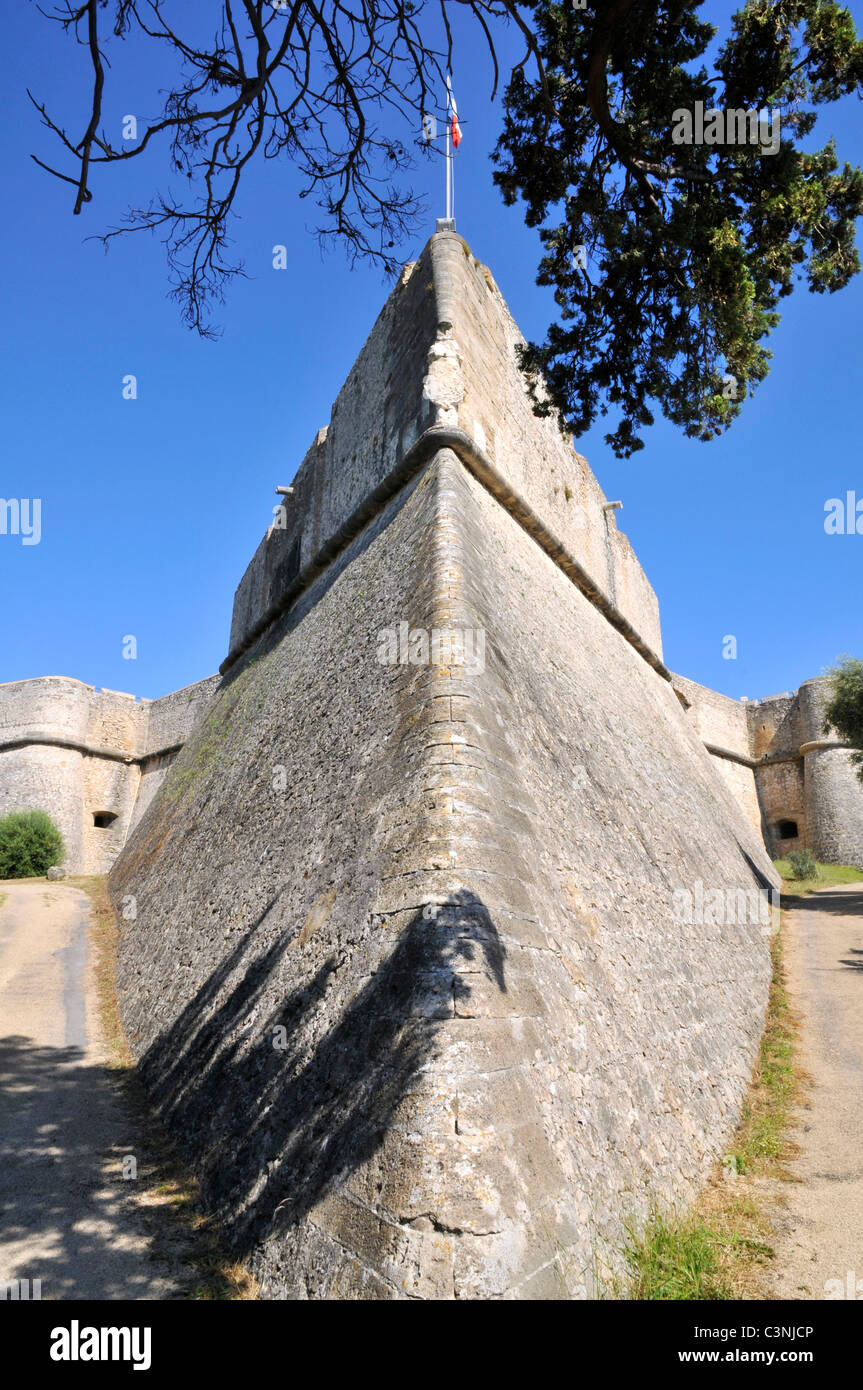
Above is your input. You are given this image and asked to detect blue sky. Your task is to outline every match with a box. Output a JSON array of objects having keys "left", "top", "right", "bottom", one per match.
[{"left": 1, "top": 1, "right": 861, "bottom": 703}]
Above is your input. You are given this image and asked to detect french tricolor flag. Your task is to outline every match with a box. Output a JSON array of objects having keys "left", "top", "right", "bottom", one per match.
[{"left": 447, "top": 76, "right": 462, "bottom": 149}]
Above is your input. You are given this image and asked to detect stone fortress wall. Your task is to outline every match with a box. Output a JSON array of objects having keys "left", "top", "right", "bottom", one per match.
[
  {"left": 0, "top": 674, "right": 218, "bottom": 873},
  {"left": 224, "top": 227, "right": 861, "bottom": 879},
  {"left": 99, "top": 229, "right": 859, "bottom": 1299},
  {"left": 789, "top": 680, "right": 863, "bottom": 867},
  {"left": 672, "top": 674, "right": 863, "bottom": 869},
  {"left": 227, "top": 234, "right": 663, "bottom": 672},
  {"left": 2, "top": 226, "right": 862, "bottom": 1299},
  {"left": 670, "top": 674, "right": 762, "bottom": 839},
  {"left": 6, "top": 661, "right": 856, "bottom": 880},
  {"left": 0, "top": 232, "right": 860, "bottom": 880},
  {"left": 433, "top": 234, "right": 663, "bottom": 660}
]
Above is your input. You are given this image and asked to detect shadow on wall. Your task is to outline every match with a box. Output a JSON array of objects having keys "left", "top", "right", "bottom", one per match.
[
  {"left": 737, "top": 844, "right": 780, "bottom": 895},
  {"left": 138, "top": 891, "right": 507, "bottom": 1256}
]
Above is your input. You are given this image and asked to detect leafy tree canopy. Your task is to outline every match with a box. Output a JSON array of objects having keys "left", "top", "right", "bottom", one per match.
[{"left": 494, "top": 0, "right": 863, "bottom": 454}]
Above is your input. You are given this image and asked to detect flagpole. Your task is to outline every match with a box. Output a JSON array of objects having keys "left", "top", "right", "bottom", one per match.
[
  {"left": 445, "top": 78, "right": 452, "bottom": 221},
  {"left": 438, "top": 74, "right": 458, "bottom": 232}
]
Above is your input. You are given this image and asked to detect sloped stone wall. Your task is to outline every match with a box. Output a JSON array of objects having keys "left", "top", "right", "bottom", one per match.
[
  {"left": 670, "top": 674, "right": 763, "bottom": 838},
  {"left": 429, "top": 233, "right": 663, "bottom": 658},
  {"left": 228, "top": 256, "right": 436, "bottom": 657},
  {"left": 110, "top": 451, "right": 776, "bottom": 1299},
  {"left": 226, "top": 232, "right": 664, "bottom": 672}
]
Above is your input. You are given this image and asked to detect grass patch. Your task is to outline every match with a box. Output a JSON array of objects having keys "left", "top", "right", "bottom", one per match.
[
  {"left": 622, "top": 1210, "right": 772, "bottom": 1300},
  {"left": 727, "top": 926, "right": 797, "bottom": 1182},
  {"left": 622, "top": 905, "right": 797, "bottom": 1299},
  {"left": 75, "top": 874, "right": 134, "bottom": 1071},
  {"left": 72, "top": 875, "right": 258, "bottom": 1301},
  {"left": 773, "top": 857, "right": 863, "bottom": 893}
]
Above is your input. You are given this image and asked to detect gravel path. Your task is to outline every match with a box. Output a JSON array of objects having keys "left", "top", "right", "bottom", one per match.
[
  {"left": 761, "top": 882, "right": 863, "bottom": 1301},
  {"left": 0, "top": 880, "right": 185, "bottom": 1300}
]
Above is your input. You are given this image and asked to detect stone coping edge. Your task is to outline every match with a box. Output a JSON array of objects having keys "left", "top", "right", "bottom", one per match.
[
  {"left": 0, "top": 735, "right": 184, "bottom": 767},
  {"left": 219, "top": 426, "right": 672, "bottom": 684}
]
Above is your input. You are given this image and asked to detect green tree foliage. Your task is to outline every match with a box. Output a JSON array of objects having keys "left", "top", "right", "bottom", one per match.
[
  {"left": 32, "top": 3, "right": 863, "bottom": 450},
  {"left": 0, "top": 810, "right": 65, "bottom": 879},
  {"left": 493, "top": 0, "right": 863, "bottom": 454},
  {"left": 823, "top": 656, "right": 863, "bottom": 780}
]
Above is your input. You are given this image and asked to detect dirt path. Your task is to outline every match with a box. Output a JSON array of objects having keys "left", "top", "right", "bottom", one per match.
[
  {"left": 0, "top": 880, "right": 185, "bottom": 1300},
  {"left": 761, "top": 882, "right": 863, "bottom": 1301}
]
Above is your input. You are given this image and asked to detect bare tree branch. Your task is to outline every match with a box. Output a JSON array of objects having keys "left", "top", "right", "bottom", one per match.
[{"left": 29, "top": 0, "right": 543, "bottom": 331}]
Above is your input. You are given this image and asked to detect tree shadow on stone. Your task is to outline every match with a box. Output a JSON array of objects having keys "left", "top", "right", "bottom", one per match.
[{"left": 139, "top": 889, "right": 506, "bottom": 1256}]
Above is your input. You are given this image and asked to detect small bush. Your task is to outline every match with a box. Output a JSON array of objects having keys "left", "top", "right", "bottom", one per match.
[
  {"left": 787, "top": 848, "right": 818, "bottom": 881},
  {"left": 0, "top": 810, "right": 65, "bottom": 879}
]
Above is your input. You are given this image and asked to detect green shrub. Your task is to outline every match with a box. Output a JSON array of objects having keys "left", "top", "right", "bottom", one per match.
[
  {"left": 787, "top": 848, "right": 818, "bottom": 881},
  {"left": 0, "top": 810, "right": 65, "bottom": 879}
]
